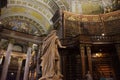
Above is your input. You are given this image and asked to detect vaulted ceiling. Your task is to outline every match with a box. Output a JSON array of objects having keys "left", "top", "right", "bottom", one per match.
[
  {"left": 0, "top": 0, "right": 119, "bottom": 36},
  {"left": 0, "top": 0, "right": 69, "bottom": 35}
]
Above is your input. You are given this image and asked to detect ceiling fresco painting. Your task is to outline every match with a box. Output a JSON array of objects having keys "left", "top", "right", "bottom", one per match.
[
  {"left": 0, "top": 0, "right": 119, "bottom": 35},
  {"left": 0, "top": 0, "right": 68, "bottom": 35},
  {"left": 7, "top": 20, "right": 39, "bottom": 36},
  {"left": 70, "top": 0, "right": 119, "bottom": 14}
]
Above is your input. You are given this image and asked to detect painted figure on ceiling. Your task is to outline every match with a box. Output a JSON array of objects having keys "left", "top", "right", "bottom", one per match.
[{"left": 39, "top": 30, "right": 66, "bottom": 80}]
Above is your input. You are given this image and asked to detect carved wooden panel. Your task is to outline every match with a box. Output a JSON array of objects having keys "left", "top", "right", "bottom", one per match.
[
  {"left": 64, "top": 19, "right": 80, "bottom": 37},
  {"left": 104, "top": 19, "right": 120, "bottom": 35},
  {"left": 62, "top": 10, "right": 120, "bottom": 38}
]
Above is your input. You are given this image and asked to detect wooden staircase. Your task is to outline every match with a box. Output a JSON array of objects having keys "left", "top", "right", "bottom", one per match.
[{"left": 92, "top": 56, "right": 115, "bottom": 80}]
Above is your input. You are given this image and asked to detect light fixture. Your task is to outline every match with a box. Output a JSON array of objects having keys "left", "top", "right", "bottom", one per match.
[
  {"left": 11, "top": 72, "right": 14, "bottom": 75},
  {"left": 95, "top": 53, "right": 102, "bottom": 57},
  {"left": 99, "top": 14, "right": 106, "bottom": 37},
  {"left": 92, "top": 52, "right": 103, "bottom": 57},
  {"left": 95, "top": 53, "right": 99, "bottom": 56},
  {"left": 101, "top": 33, "right": 105, "bottom": 36}
]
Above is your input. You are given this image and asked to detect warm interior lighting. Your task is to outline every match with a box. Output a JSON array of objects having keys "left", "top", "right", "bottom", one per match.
[
  {"left": 102, "top": 33, "right": 105, "bottom": 36},
  {"left": 95, "top": 53, "right": 99, "bottom": 56},
  {"left": 92, "top": 53, "right": 103, "bottom": 57},
  {"left": 96, "top": 53, "right": 102, "bottom": 57},
  {"left": 10, "top": 73, "right": 14, "bottom": 75}
]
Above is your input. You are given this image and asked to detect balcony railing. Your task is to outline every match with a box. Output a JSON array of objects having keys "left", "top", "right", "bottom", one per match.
[{"left": 91, "top": 35, "right": 114, "bottom": 42}]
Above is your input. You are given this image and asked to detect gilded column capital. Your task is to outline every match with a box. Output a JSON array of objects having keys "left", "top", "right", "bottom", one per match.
[
  {"left": 80, "top": 44, "right": 85, "bottom": 50},
  {"left": 18, "top": 57, "right": 23, "bottom": 61},
  {"left": 86, "top": 44, "right": 92, "bottom": 47},
  {"left": 28, "top": 42, "right": 33, "bottom": 47},
  {"left": 9, "top": 39, "right": 15, "bottom": 44},
  {"left": 80, "top": 44, "right": 85, "bottom": 47},
  {"left": 39, "top": 43, "right": 42, "bottom": 46}
]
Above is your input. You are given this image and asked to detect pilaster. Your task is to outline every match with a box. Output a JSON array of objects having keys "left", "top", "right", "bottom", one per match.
[
  {"left": 86, "top": 44, "right": 92, "bottom": 75},
  {"left": 80, "top": 44, "right": 86, "bottom": 78}
]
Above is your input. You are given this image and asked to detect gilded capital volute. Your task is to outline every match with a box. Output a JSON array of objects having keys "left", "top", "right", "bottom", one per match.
[
  {"left": 28, "top": 42, "right": 33, "bottom": 47},
  {"left": 9, "top": 39, "right": 15, "bottom": 44}
]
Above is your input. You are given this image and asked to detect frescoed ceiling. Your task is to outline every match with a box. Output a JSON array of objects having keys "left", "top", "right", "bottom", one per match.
[
  {"left": 0, "top": 0, "right": 69, "bottom": 35},
  {"left": 70, "top": 0, "right": 119, "bottom": 14},
  {"left": 0, "top": 0, "right": 119, "bottom": 36}
]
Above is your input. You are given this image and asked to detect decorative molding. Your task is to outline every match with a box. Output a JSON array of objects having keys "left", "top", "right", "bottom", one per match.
[
  {"left": 63, "top": 10, "right": 120, "bottom": 22},
  {"left": 0, "top": 15, "right": 46, "bottom": 34}
]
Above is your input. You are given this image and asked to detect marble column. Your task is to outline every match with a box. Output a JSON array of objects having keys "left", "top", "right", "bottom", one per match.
[
  {"left": 80, "top": 44, "right": 86, "bottom": 78},
  {"left": 0, "top": 39, "right": 4, "bottom": 64},
  {"left": 86, "top": 44, "right": 92, "bottom": 74},
  {"left": 29, "top": 51, "right": 36, "bottom": 80},
  {"left": 23, "top": 42, "right": 32, "bottom": 80},
  {"left": 16, "top": 57, "right": 23, "bottom": 80},
  {"left": 36, "top": 44, "right": 42, "bottom": 79},
  {"left": 1, "top": 39, "right": 14, "bottom": 80}
]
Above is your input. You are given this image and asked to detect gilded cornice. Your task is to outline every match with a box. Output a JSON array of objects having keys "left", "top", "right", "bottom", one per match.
[{"left": 63, "top": 10, "right": 120, "bottom": 22}]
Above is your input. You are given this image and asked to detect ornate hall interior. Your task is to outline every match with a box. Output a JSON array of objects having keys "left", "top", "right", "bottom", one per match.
[{"left": 0, "top": 0, "right": 120, "bottom": 80}]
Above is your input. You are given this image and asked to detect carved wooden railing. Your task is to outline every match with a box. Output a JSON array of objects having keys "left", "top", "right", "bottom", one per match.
[
  {"left": 61, "top": 34, "right": 118, "bottom": 46},
  {"left": 52, "top": 10, "right": 120, "bottom": 39},
  {"left": 91, "top": 35, "right": 114, "bottom": 43}
]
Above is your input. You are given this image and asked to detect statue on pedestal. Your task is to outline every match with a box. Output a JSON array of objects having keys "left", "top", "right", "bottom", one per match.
[{"left": 39, "top": 30, "right": 66, "bottom": 80}]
